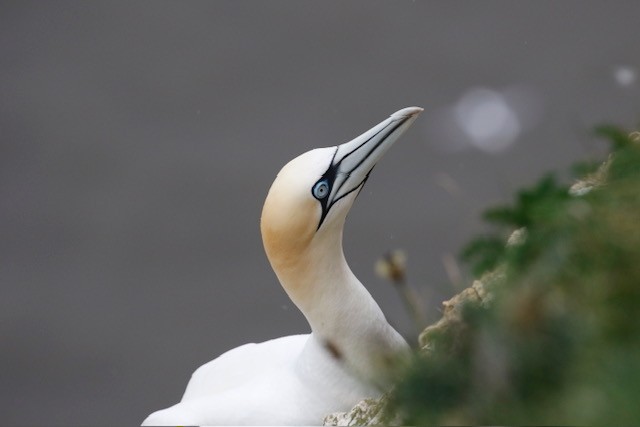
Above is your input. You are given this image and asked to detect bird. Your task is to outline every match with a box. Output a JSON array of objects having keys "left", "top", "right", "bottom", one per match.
[{"left": 141, "top": 106, "right": 423, "bottom": 426}]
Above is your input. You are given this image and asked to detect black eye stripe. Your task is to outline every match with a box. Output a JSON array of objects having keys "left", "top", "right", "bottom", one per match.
[{"left": 313, "top": 153, "right": 338, "bottom": 230}]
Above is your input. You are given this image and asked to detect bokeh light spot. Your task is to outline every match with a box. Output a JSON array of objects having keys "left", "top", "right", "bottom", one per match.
[{"left": 454, "top": 88, "right": 521, "bottom": 153}]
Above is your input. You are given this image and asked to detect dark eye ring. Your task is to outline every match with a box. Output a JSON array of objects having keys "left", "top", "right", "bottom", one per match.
[{"left": 312, "top": 180, "right": 329, "bottom": 199}]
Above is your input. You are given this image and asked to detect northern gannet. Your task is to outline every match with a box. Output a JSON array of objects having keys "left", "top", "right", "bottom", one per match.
[{"left": 142, "top": 106, "right": 423, "bottom": 426}]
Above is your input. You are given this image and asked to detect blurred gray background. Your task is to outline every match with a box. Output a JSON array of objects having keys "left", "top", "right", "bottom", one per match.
[{"left": 1, "top": 1, "right": 638, "bottom": 424}]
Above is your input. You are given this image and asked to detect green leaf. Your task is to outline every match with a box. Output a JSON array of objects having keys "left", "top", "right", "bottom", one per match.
[{"left": 595, "top": 125, "right": 632, "bottom": 151}]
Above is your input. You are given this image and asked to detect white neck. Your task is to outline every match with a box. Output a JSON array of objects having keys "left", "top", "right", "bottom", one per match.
[{"left": 271, "top": 220, "right": 408, "bottom": 386}]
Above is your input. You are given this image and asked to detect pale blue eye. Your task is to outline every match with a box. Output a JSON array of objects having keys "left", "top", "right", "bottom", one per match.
[{"left": 312, "top": 180, "right": 329, "bottom": 199}]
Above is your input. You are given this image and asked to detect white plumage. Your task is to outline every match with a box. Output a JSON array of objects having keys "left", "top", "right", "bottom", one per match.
[{"left": 142, "top": 107, "right": 423, "bottom": 425}]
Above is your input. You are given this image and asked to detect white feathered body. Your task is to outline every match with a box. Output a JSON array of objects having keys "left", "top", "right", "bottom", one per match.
[
  {"left": 141, "top": 107, "right": 422, "bottom": 426},
  {"left": 142, "top": 334, "right": 379, "bottom": 425}
]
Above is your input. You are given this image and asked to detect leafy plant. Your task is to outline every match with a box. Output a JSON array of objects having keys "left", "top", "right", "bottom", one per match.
[{"left": 388, "top": 128, "right": 640, "bottom": 425}]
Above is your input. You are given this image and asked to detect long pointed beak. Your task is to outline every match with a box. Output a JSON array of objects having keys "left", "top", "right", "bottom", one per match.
[{"left": 327, "top": 106, "right": 423, "bottom": 205}]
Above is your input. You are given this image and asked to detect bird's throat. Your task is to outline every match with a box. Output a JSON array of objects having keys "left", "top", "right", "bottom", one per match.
[
  {"left": 266, "top": 227, "right": 408, "bottom": 386},
  {"left": 267, "top": 225, "right": 351, "bottom": 320}
]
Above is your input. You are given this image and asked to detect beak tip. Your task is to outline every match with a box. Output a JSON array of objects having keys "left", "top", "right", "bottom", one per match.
[{"left": 390, "top": 106, "right": 424, "bottom": 120}]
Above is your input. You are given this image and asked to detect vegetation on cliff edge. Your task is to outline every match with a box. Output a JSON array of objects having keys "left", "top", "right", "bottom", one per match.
[{"left": 388, "top": 128, "right": 640, "bottom": 425}]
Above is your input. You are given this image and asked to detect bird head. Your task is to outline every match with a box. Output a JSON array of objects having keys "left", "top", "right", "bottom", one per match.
[{"left": 261, "top": 107, "right": 423, "bottom": 273}]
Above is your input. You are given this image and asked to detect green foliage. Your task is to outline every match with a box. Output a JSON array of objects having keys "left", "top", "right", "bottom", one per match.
[
  {"left": 459, "top": 236, "right": 504, "bottom": 277},
  {"left": 570, "top": 159, "right": 602, "bottom": 178},
  {"left": 461, "top": 174, "right": 572, "bottom": 276},
  {"left": 390, "top": 128, "right": 640, "bottom": 424},
  {"left": 483, "top": 174, "right": 571, "bottom": 229},
  {"left": 595, "top": 124, "right": 634, "bottom": 151}
]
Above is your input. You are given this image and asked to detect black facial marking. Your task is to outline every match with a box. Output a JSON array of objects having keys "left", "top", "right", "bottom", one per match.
[
  {"left": 334, "top": 121, "right": 395, "bottom": 169},
  {"left": 313, "top": 119, "right": 405, "bottom": 231},
  {"left": 313, "top": 148, "right": 339, "bottom": 230}
]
